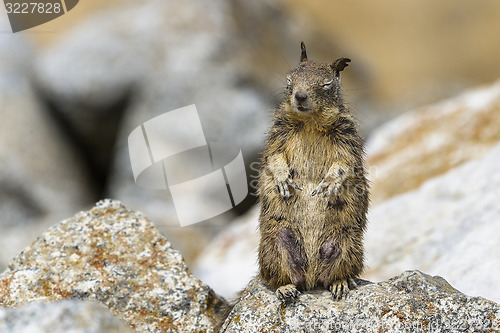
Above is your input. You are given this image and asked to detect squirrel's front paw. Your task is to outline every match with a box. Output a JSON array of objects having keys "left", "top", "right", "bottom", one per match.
[
  {"left": 312, "top": 177, "right": 342, "bottom": 198},
  {"left": 313, "top": 165, "right": 347, "bottom": 197},
  {"left": 275, "top": 178, "right": 302, "bottom": 201}
]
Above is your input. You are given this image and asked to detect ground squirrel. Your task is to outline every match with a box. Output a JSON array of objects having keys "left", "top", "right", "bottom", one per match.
[{"left": 257, "top": 42, "right": 369, "bottom": 301}]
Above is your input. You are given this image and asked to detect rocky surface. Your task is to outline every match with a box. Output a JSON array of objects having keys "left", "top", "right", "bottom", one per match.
[
  {"left": 0, "top": 300, "right": 134, "bottom": 333},
  {"left": 366, "top": 79, "right": 500, "bottom": 204},
  {"left": 2, "top": 199, "right": 498, "bottom": 332},
  {"left": 0, "top": 16, "right": 94, "bottom": 272},
  {"left": 221, "top": 271, "right": 500, "bottom": 332},
  {"left": 0, "top": 199, "right": 227, "bottom": 333}
]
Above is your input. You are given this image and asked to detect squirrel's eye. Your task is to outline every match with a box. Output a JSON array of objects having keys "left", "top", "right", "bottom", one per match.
[
  {"left": 322, "top": 79, "right": 333, "bottom": 89},
  {"left": 286, "top": 75, "right": 292, "bottom": 86}
]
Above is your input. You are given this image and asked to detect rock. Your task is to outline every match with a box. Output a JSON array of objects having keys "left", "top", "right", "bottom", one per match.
[
  {"left": 0, "top": 16, "right": 94, "bottom": 272},
  {"left": 221, "top": 271, "right": 500, "bottom": 332},
  {"left": 0, "top": 300, "right": 134, "bottom": 333},
  {"left": 193, "top": 206, "right": 260, "bottom": 299},
  {"left": 366, "top": 79, "right": 500, "bottom": 204},
  {"left": 364, "top": 141, "right": 500, "bottom": 303},
  {"left": 0, "top": 199, "right": 227, "bottom": 333}
]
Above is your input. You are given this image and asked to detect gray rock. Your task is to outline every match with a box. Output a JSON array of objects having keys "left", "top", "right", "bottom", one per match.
[
  {"left": 0, "top": 300, "right": 134, "bottom": 333},
  {"left": 0, "top": 16, "right": 94, "bottom": 271},
  {"left": 0, "top": 197, "right": 497, "bottom": 331},
  {"left": 221, "top": 271, "right": 500, "bottom": 332},
  {"left": 0, "top": 199, "right": 227, "bottom": 333},
  {"left": 193, "top": 206, "right": 260, "bottom": 299}
]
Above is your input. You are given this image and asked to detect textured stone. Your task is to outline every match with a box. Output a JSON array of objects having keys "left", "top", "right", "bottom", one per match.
[
  {"left": 0, "top": 199, "right": 227, "bottom": 333},
  {"left": 221, "top": 271, "right": 500, "bottom": 332},
  {"left": 366, "top": 79, "right": 500, "bottom": 204},
  {"left": 0, "top": 300, "right": 134, "bottom": 333}
]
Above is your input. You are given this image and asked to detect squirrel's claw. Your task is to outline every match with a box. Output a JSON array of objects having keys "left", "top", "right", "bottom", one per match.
[
  {"left": 275, "top": 181, "right": 290, "bottom": 200},
  {"left": 276, "top": 284, "right": 300, "bottom": 302},
  {"left": 312, "top": 177, "right": 342, "bottom": 197},
  {"left": 289, "top": 180, "right": 302, "bottom": 191},
  {"left": 276, "top": 179, "right": 302, "bottom": 201},
  {"left": 330, "top": 279, "right": 349, "bottom": 301}
]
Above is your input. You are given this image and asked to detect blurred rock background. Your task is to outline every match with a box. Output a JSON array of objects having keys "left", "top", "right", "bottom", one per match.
[{"left": 1, "top": 0, "right": 499, "bottom": 304}]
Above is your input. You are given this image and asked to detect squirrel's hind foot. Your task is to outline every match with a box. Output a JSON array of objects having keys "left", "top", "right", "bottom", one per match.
[
  {"left": 330, "top": 278, "right": 357, "bottom": 301},
  {"left": 276, "top": 284, "right": 300, "bottom": 302}
]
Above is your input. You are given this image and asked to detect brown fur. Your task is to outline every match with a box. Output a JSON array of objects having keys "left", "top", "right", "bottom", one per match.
[{"left": 257, "top": 42, "right": 369, "bottom": 300}]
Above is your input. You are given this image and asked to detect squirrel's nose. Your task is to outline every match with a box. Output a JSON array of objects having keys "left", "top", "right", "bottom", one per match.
[{"left": 295, "top": 91, "right": 307, "bottom": 103}]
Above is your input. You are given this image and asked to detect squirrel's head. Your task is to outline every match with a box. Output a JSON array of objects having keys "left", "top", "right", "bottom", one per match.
[{"left": 284, "top": 42, "right": 350, "bottom": 116}]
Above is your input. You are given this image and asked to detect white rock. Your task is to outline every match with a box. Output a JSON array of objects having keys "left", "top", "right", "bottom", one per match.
[
  {"left": 365, "top": 141, "right": 500, "bottom": 302},
  {"left": 222, "top": 271, "right": 500, "bottom": 332},
  {"left": 366, "top": 79, "right": 500, "bottom": 204},
  {"left": 0, "top": 199, "right": 227, "bottom": 332}
]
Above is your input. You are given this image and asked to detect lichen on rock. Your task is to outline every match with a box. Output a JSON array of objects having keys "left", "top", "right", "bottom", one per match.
[
  {"left": 1, "top": 199, "right": 498, "bottom": 332},
  {"left": 0, "top": 199, "right": 227, "bottom": 333},
  {"left": 221, "top": 271, "right": 500, "bottom": 332}
]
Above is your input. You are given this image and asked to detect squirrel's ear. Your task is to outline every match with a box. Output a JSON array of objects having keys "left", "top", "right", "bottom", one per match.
[
  {"left": 300, "top": 41, "right": 307, "bottom": 62},
  {"left": 331, "top": 58, "right": 351, "bottom": 75}
]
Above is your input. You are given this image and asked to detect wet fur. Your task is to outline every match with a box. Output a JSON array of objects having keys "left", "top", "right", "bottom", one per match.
[{"left": 257, "top": 43, "right": 369, "bottom": 296}]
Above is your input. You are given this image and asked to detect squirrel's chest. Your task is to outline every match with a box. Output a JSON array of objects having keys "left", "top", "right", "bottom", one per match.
[{"left": 284, "top": 132, "right": 337, "bottom": 180}]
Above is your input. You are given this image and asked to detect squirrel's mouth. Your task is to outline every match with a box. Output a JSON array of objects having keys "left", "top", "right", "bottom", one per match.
[{"left": 296, "top": 105, "right": 310, "bottom": 112}]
